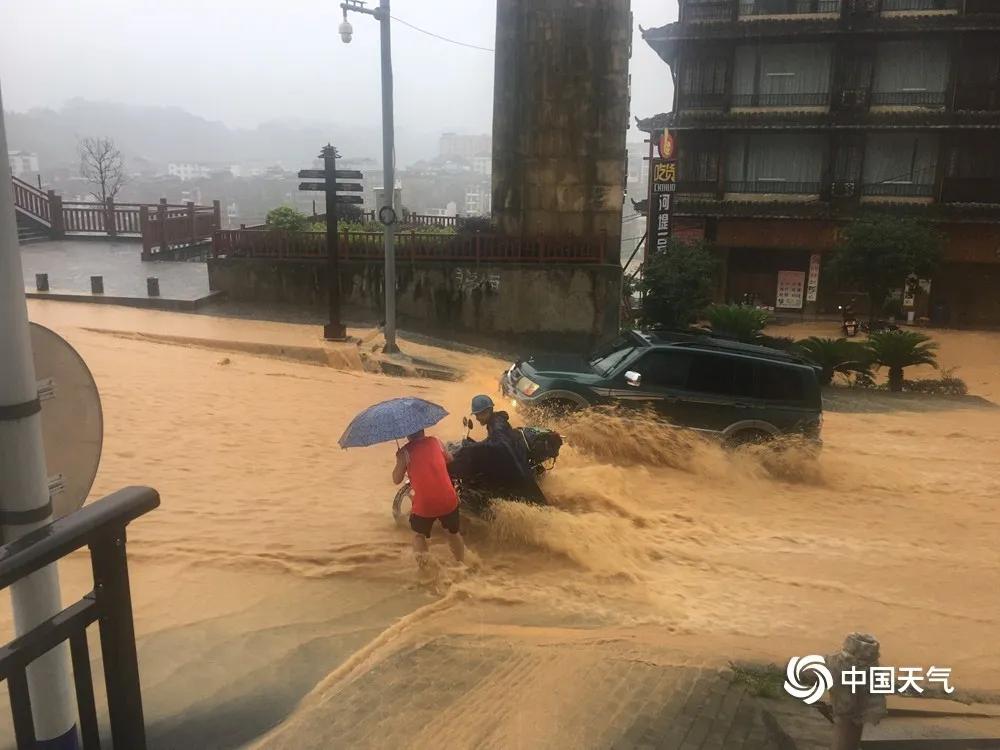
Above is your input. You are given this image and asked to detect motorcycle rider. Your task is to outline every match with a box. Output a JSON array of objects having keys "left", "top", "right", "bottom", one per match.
[{"left": 470, "top": 395, "right": 546, "bottom": 505}]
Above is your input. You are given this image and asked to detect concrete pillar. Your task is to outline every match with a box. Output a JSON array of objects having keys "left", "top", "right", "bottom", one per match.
[{"left": 492, "top": 0, "right": 632, "bottom": 263}]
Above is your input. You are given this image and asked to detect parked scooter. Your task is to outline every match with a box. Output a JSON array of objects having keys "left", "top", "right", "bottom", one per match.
[{"left": 839, "top": 304, "right": 859, "bottom": 337}]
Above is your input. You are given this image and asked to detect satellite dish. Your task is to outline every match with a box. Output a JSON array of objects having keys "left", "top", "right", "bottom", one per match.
[{"left": 29, "top": 323, "right": 103, "bottom": 520}]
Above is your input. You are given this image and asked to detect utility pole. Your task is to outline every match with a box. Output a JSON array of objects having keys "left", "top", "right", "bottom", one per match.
[
  {"left": 340, "top": 0, "right": 400, "bottom": 354},
  {"left": 378, "top": 0, "right": 398, "bottom": 354},
  {"left": 0, "top": 84, "right": 79, "bottom": 749}
]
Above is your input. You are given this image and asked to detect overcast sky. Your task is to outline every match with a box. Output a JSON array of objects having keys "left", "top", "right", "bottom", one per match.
[{"left": 1, "top": 0, "right": 676, "bottom": 143}]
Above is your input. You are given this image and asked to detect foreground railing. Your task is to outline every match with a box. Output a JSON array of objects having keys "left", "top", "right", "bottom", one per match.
[
  {"left": 0, "top": 486, "right": 160, "bottom": 750},
  {"left": 213, "top": 229, "right": 607, "bottom": 263}
]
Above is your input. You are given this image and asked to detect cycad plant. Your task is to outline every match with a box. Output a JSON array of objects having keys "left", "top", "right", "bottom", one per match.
[
  {"left": 794, "top": 337, "right": 875, "bottom": 386},
  {"left": 868, "top": 330, "right": 938, "bottom": 392}
]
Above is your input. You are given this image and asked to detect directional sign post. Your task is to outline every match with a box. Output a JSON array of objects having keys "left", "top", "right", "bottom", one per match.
[{"left": 298, "top": 147, "right": 364, "bottom": 341}]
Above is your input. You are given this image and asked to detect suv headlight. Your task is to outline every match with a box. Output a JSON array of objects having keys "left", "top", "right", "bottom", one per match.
[{"left": 516, "top": 376, "right": 540, "bottom": 396}]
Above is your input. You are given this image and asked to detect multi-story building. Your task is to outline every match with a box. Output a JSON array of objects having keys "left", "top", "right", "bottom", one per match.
[
  {"left": 7, "top": 151, "right": 39, "bottom": 178},
  {"left": 439, "top": 133, "right": 492, "bottom": 160},
  {"left": 640, "top": 0, "right": 1000, "bottom": 326},
  {"left": 167, "top": 162, "right": 211, "bottom": 182}
]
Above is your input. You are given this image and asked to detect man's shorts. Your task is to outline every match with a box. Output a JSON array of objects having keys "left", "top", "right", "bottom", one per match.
[{"left": 409, "top": 506, "right": 461, "bottom": 538}]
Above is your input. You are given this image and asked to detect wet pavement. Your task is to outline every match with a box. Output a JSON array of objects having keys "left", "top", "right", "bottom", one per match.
[{"left": 20, "top": 239, "right": 210, "bottom": 301}]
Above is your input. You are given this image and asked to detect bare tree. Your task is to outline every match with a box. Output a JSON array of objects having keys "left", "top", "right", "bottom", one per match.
[{"left": 79, "top": 136, "right": 126, "bottom": 203}]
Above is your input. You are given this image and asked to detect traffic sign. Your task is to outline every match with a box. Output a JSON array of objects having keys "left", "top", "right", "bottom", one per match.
[
  {"left": 297, "top": 169, "right": 364, "bottom": 180},
  {"left": 298, "top": 182, "right": 364, "bottom": 192}
]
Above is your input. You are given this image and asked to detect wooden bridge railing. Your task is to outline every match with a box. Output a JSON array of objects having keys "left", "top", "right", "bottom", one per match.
[{"left": 11, "top": 176, "right": 220, "bottom": 259}]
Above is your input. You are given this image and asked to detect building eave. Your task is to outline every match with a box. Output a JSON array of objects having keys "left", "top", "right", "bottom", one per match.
[
  {"left": 650, "top": 15, "right": 1000, "bottom": 43},
  {"left": 638, "top": 110, "right": 1000, "bottom": 132}
]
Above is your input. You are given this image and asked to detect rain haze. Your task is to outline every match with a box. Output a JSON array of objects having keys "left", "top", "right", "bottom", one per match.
[{"left": 0, "top": 0, "right": 676, "bottom": 165}]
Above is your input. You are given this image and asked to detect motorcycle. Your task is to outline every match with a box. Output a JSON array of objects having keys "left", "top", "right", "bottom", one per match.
[
  {"left": 391, "top": 420, "right": 563, "bottom": 524},
  {"left": 839, "top": 304, "right": 859, "bottom": 337}
]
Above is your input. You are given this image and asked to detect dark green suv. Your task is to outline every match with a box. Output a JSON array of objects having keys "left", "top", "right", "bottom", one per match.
[{"left": 500, "top": 330, "right": 823, "bottom": 446}]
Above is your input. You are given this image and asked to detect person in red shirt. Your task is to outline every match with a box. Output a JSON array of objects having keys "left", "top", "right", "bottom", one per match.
[{"left": 392, "top": 429, "right": 465, "bottom": 565}]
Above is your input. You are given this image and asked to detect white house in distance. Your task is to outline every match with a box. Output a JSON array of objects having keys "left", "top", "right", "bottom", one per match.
[
  {"left": 8, "top": 151, "right": 39, "bottom": 178},
  {"left": 167, "top": 162, "right": 211, "bottom": 181}
]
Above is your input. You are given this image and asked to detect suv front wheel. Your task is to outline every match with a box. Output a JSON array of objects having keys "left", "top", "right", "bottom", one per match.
[{"left": 723, "top": 429, "right": 775, "bottom": 450}]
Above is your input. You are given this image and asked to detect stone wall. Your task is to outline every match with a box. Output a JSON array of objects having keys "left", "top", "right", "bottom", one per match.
[
  {"left": 208, "top": 258, "right": 622, "bottom": 352},
  {"left": 492, "top": 0, "right": 632, "bottom": 262}
]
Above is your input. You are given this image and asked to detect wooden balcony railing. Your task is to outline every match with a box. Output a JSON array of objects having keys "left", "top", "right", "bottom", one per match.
[
  {"left": 731, "top": 92, "right": 831, "bottom": 107},
  {"left": 881, "top": 0, "right": 960, "bottom": 11},
  {"left": 870, "top": 90, "right": 946, "bottom": 107},
  {"left": 212, "top": 229, "right": 606, "bottom": 264},
  {"left": 862, "top": 181, "right": 935, "bottom": 197},
  {"left": 726, "top": 180, "right": 823, "bottom": 194},
  {"left": 683, "top": 0, "right": 736, "bottom": 21},
  {"left": 739, "top": 0, "right": 841, "bottom": 16},
  {"left": 680, "top": 92, "right": 728, "bottom": 109}
]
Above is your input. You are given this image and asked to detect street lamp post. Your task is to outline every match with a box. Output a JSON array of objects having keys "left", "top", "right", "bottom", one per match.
[{"left": 340, "top": 0, "right": 400, "bottom": 354}]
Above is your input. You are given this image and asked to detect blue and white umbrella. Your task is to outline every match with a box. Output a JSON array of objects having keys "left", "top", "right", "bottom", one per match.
[{"left": 338, "top": 397, "right": 449, "bottom": 448}]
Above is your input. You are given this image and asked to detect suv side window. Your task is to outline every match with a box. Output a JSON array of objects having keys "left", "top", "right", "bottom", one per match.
[
  {"left": 632, "top": 350, "right": 693, "bottom": 388},
  {"left": 757, "top": 364, "right": 805, "bottom": 403},
  {"left": 686, "top": 353, "right": 755, "bottom": 397}
]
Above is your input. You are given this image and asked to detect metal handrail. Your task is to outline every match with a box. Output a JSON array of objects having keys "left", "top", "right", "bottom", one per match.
[
  {"left": 0, "top": 487, "right": 159, "bottom": 588},
  {"left": 1, "top": 487, "right": 159, "bottom": 750}
]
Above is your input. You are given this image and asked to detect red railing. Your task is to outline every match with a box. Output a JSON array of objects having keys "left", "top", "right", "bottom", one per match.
[
  {"left": 11, "top": 176, "right": 51, "bottom": 225},
  {"left": 142, "top": 203, "right": 221, "bottom": 259},
  {"left": 212, "top": 229, "right": 606, "bottom": 264},
  {"left": 11, "top": 176, "right": 219, "bottom": 257}
]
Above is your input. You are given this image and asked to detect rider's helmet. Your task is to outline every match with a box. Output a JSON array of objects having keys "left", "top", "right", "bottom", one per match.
[{"left": 471, "top": 394, "right": 494, "bottom": 415}]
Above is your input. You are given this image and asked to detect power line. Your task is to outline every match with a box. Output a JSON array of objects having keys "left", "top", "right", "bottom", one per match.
[{"left": 391, "top": 15, "right": 495, "bottom": 52}]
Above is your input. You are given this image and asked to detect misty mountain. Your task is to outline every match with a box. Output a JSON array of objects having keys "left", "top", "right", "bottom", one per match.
[{"left": 4, "top": 99, "right": 442, "bottom": 171}]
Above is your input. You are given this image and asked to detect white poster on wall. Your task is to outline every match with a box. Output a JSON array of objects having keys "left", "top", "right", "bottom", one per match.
[
  {"left": 776, "top": 270, "right": 806, "bottom": 309},
  {"left": 806, "top": 254, "right": 821, "bottom": 302}
]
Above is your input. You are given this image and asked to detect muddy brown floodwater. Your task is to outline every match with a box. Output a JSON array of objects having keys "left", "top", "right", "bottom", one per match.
[{"left": 2, "top": 303, "right": 999, "bottom": 749}]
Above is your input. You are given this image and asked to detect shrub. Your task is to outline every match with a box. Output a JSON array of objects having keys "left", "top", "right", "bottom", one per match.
[
  {"left": 705, "top": 304, "right": 770, "bottom": 342},
  {"left": 638, "top": 240, "right": 719, "bottom": 329},
  {"left": 265, "top": 206, "right": 311, "bottom": 232},
  {"left": 901, "top": 369, "right": 968, "bottom": 396},
  {"left": 794, "top": 337, "right": 875, "bottom": 386},
  {"left": 868, "top": 329, "right": 938, "bottom": 392}
]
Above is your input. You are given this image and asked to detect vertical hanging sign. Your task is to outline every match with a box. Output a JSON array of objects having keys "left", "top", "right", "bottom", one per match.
[{"left": 647, "top": 129, "right": 677, "bottom": 256}]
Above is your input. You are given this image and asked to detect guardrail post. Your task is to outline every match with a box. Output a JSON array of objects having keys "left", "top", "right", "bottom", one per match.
[
  {"left": 105, "top": 198, "right": 118, "bottom": 238},
  {"left": 48, "top": 191, "right": 64, "bottom": 238},
  {"left": 186, "top": 201, "right": 196, "bottom": 246},
  {"left": 139, "top": 206, "right": 151, "bottom": 260},
  {"left": 157, "top": 198, "right": 168, "bottom": 255},
  {"left": 90, "top": 531, "right": 147, "bottom": 750}
]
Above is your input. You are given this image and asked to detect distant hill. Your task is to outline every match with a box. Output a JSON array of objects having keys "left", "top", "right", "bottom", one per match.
[{"left": 3, "top": 99, "right": 440, "bottom": 171}]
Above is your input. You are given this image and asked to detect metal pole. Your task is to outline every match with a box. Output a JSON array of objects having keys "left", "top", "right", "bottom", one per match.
[
  {"left": 0, "top": 85, "right": 80, "bottom": 749},
  {"left": 379, "top": 0, "right": 399, "bottom": 354}
]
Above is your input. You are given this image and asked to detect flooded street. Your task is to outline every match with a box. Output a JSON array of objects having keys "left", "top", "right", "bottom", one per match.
[{"left": 3, "top": 302, "right": 1000, "bottom": 748}]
